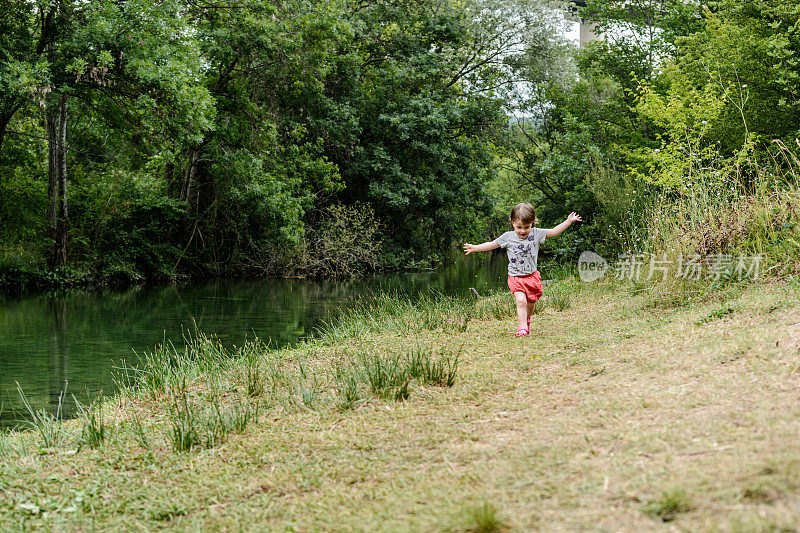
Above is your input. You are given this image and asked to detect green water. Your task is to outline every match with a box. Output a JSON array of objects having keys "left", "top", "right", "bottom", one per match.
[{"left": 0, "top": 255, "right": 508, "bottom": 428}]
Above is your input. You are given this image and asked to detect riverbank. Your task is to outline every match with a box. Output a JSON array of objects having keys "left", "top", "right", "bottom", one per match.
[{"left": 1, "top": 277, "right": 799, "bottom": 530}]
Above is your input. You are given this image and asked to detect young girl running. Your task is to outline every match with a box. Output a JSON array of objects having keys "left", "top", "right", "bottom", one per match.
[{"left": 463, "top": 203, "right": 582, "bottom": 337}]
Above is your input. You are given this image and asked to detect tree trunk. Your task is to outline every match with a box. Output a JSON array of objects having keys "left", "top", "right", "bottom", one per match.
[
  {"left": 47, "top": 95, "right": 68, "bottom": 268},
  {"left": 0, "top": 113, "right": 12, "bottom": 161},
  {"left": 47, "top": 107, "right": 59, "bottom": 256},
  {"left": 182, "top": 146, "right": 201, "bottom": 214}
]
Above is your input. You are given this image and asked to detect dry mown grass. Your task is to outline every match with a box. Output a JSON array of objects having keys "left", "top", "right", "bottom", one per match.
[{"left": 1, "top": 279, "right": 799, "bottom": 531}]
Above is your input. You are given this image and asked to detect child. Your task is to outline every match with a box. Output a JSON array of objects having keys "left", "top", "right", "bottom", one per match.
[{"left": 463, "top": 203, "right": 582, "bottom": 337}]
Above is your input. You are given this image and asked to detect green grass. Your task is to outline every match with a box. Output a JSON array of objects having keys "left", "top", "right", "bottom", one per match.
[
  {"left": 334, "top": 365, "right": 361, "bottom": 411},
  {"left": 2, "top": 278, "right": 800, "bottom": 530},
  {"left": 318, "top": 291, "right": 477, "bottom": 343},
  {"left": 642, "top": 488, "right": 692, "bottom": 522},
  {"left": 76, "top": 396, "right": 107, "bottom": 450},
  {"left": 242, "top": 345, "right": 266, "bottom": 398},
  {"left": 406, "top": 344, "right": 459, "bottom": 387},
  {"left": 168, "top": 392, "right": 259, "bottom": 452},
  {"left": 694, "top": 305, "right": 737, "bottom": 325},
  {"left": 544, "top": 290, "right": 572, "bottom": 312},
  {"left": 461, "top": 501, "right": 507, "bottom": 532},
  {"left": 168, "top": 394, "right": 201, "bottom": 452},
  {"left": 474, "top": 290, "right": 515, "bottom": 320},
  {"left": 358, "top": 351, "right": 412, "bottom": 401},
  {"left": 16, "top": 382, "right": 68, "bottom": 448}
]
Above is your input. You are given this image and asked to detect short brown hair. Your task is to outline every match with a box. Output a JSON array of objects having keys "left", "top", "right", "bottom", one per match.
[{"left": 510, "top": 203, "right": 536, "bottom": 224}]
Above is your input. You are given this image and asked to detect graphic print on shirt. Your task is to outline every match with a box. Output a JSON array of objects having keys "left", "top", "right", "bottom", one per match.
[
  {"left": 496, "top": 229, "right": 546, "bottom": 276},
  {"left": 510, "top": 236, "right": 535, "bottom": 267}
]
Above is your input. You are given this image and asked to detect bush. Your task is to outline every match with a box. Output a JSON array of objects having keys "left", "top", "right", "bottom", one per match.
[{"left": 302, "top": 203, "right": 382, "bottom": 277}]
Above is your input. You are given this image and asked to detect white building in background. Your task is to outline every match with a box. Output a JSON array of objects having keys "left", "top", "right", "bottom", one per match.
[{"left": 564, "top": 0, "right": 603, "bottom": 47}]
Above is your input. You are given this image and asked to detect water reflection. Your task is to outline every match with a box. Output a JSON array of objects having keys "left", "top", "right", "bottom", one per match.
[{"left": 0, "top": 255, "right": 507, "bottom": 428}]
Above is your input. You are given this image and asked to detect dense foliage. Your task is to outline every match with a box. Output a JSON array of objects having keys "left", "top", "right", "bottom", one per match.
[
  {"left": 1, "top": 0, "right": 798, "bottom": 289},
  {"left": 0, "top": 0, "right": 539, "bottom": 286},
  {"left": 502, "top": 0, "right": 800, "bottom": 272}
]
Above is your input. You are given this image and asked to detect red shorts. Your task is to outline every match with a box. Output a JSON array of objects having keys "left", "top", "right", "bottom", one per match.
[{"left": 507, "top": 271, "right": 543, "bottom": 303}]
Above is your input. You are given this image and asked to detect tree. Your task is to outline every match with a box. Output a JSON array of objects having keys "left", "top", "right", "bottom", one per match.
[
  {"left": 1, "top": 0, "right": 214, "bottom": 267},
  {"left": 164, "top": 0, "right": 345, "bottom": 271},
  {"left": 560, "top": 0, "right": 705, "bottom": 158},
  {"left": 672, "top": 0, "right": 800, "bottom": 151},
  {"left": 329, "top": 0, "right": 544, "bottom": 261}
]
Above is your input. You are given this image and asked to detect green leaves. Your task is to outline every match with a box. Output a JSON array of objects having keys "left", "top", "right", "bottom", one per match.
[
  {"left": 633, "top": 80, "right": 725, "bottom": 190},
  {"left": 0, "top": 0, "right": 560, "bottom": 279}
]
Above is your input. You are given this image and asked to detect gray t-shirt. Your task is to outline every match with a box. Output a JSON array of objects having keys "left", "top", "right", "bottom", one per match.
[{"left": 494, "top": 228, "right": 548, "bottom": 276}]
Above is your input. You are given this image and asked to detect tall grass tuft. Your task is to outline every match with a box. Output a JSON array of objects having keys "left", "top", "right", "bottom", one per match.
[
  {"left": 243, "top": 353, "right": 265, "bottom": 398},
  {"left": 17, "top": 381, "right": 67, "bottom": 448},
  {"left": 334, "top": 365, "right": 361, "bottom": 411},
  {"left": 228, "top": 401, "right": 259, "bottom": 433},
  {"left": 0, "top": 427, "right": 18, "bottom": 458},
  {"left": 202, "top": 400, "right": 258, "bottom": 447},
  {"left": 129, "top": 415, "right": 151, "bottom": 450},
  {"left": 462, "top": 501, "right": 507, "bottom": 533},
  {"left": 231, "top": 338, "right": 271, "bottom": 398},
  {"left": 76, "top": 395, "right": 107, "bottom": 450},
  {"left": 126, "top": 331, "right": 229, "bottom": 398},
  {"left": 169, "top": 394, "right": 201, "bottom": 452},
  {"left": 545, "top": 290, "right": 572, "bottom": 312},
  {"left": 168, "top": 392, "right": 259, "bottom": 453},
  {"left": 295, "top": 363, "right": 320, "bottom": 409},
  {"left": 359, "top": 351, "right": 411, "bottom": 401},
  {"left": 318, "top": 291, "right": 476, "bottom": 344},
  {"left": 407, "top": 345, "right": 459, "bottom": 387},
  {"left": 642, "top": 488, "right": 692, "bottom": 522},
  {"left": 474, "top": 290, "right": 514, "bottom": 320}
]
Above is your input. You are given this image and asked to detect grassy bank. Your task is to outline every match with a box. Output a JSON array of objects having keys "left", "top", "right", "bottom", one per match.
[{"left": 1, "top": 276, "right": 799, "bottom": 531}]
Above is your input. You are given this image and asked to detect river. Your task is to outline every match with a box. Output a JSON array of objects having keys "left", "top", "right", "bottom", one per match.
[{"left": 0, "top": 255, "right": 508, "bottom": 428}]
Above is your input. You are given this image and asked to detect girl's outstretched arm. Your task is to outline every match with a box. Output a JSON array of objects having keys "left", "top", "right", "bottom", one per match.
[
  {"left": 546, "top": 212, "right": 583, "bottom": 238},
  {"left": 463, "top": 241, "right": 500, "bottom": 255}
]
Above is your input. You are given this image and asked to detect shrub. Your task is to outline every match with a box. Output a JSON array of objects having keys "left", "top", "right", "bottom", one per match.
[{"left": 301, "top": 203, "right": 382, "bottom": 277}]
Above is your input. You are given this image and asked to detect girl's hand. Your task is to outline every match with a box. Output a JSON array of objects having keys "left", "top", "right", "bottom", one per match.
[
  {"left": 463, "top": 243, "right": 476, "bottom": 255},
  {"left": 567, "top": 212, "right": 583, "bottom": 223}
]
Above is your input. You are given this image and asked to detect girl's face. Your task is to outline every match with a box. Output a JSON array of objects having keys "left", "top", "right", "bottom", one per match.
[{"left": 512, "top": 219, "right": 533, "bottom": 239}]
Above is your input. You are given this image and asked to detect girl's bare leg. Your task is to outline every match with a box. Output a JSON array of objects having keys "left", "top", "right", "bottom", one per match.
[
  {"left": 514, "top": 292, "right": 528, "bottom": 330},
  {"left": 526, "top": 301, "right": 536, "bottom": 324}
]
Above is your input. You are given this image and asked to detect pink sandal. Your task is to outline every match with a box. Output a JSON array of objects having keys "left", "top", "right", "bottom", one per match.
[{"left": 514, "top": 328, "right": 529, "bottom": 337}]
